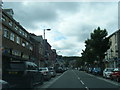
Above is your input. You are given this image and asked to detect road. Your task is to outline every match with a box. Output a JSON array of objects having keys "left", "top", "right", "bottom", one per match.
[{"left": 35, "top": 69, "right": 120, "bottom": 90}]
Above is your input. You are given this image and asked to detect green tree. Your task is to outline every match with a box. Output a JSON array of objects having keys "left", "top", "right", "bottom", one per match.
[
  {"left": 90, "top": 27, "right": 110, "bottom": 63},
  {"left": 81, "top": 27, "right": 110, "bottom": 68}
]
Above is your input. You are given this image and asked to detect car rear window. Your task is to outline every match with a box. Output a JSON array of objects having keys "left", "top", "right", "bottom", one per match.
[{"left": 10, "top": 62, "right": 25, "bottom": 70}]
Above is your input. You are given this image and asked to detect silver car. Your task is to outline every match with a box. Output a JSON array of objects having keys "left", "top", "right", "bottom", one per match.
[
  {"left": 39, "top": 67, "right": 51, "bottom": 81},
  {"left": 48, "top": 67, "right": 56, "bottom": 77}
]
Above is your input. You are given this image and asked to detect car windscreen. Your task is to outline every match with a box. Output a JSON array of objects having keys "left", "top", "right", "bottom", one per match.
[
  {"left": 10, "top": 62, "right": 25, "bottom": 70},
  {"left": 48, "top": 68, "right": 53, "bottom": 70},
  {"left": 106, "top": 69, "right": 114, "bottom": 72}
]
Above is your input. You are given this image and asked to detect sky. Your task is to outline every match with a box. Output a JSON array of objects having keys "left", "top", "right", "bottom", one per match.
[{"left": 2, "top": 1, "right": 118, "bottom": 56}]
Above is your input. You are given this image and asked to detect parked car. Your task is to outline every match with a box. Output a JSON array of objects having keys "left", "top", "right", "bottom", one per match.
[
  {"left": 55, "top": 67, "right": 64, "bottom": 73},
  {"left": 48, "top": 67, "right": 56, "bottom": 77},
  {"left": 3, "top": 61, "right": 44, "bottom": 88},
  {"left": 103, "top": 68, "right": 114, "bottom": 78},
  {"left": 92, "top": 67, "right": 102, "bottom": 75},
  {"left": 79, "top": 67, "right": 85, "bottom": 71},
  {"left": 62, "top": 67, "right": 68, "bottom": 72},
  {"left": 110, "top": 68, "right": 120, "bottom": 82},
  {"left": 0, "top": 80, "right": 10, "bottom": 90},
  {"left": 39, "top": 67, "right": 51, "bottom": 81},
  {"left": 86, "top": 67, "right": 93, "bottom": 73}
]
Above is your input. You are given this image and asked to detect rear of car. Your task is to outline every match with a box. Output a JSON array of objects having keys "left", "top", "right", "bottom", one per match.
[
  {"left": 103, "top": 68, "right": 114, "bottom": 78},
  {"left": 87, "top": 67, "right": 93, "bottom": 73},
  {"left": 110, "top": 68, "right": 120, "bottom": 82},
  {"left": 39, "top": 67, "right": 51, "bottom": 81},
  {"left": 92, "top": 67, "right": 102, "bottom": 75},
  {"left": 48, "top": 67, "right": 56, "bottom": 77},
  {"left": 3, "top": 61, "right": 44, "bottom": 88},
  {"left": 56, "top": 67, "right": 64, "bottom": 73},
  {"left": 4, "top": 61, "right": 26, "bottom": 86}
]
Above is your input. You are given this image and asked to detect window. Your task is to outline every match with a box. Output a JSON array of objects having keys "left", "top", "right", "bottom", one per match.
[
  {"left": 2, "top": 16, "right": 6, "bottom": 21},
  {"left": 26, "top": 42, "right": 28, "bottom": 46},
  {"left": 15, "top": 26, "right": 18, "bottom": 31},
  {"left": 10, "top": 33, "right": 15, "bottom": 41},
  {"left": 3, "top": 29, "right": 9, "bottom": 38},
  {"left": 16, "top": 36, "right": 20, "bottom": 44},
  {"left": 24, "top": 33, "right": 27, "bottom": 38},
  {"left": 19, "top": 29, "right": 22, "bottom": 34},
  {"left": 29, "top": 46, "right": 33, "bottom": 51},
  {"left": 8, "top": 20, "right": 13, "bottom": 26},
  {"left": 22, "top": 41, "right": 26, "bottom": 47},
  {"left": 22, "top": 31, "right": 25, "bottom": 36}
]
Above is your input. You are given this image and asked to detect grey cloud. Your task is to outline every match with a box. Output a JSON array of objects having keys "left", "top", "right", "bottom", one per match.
[
  {"left": 67, "top": 24, "right": 94, "bottom": 42},
  {"left": 52, "top": 2, "right": 80, "bottom": 13},
  {"left": 6, "top": 2, "right": 58, "bottom": 29},
  {"left": 3, "top": 2, "right": 80, "bottom": 30}
]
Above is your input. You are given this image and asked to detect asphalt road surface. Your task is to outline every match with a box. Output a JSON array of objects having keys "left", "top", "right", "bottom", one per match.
[{"left": 35, "top": 69, "right": 120, "bottom": 90}]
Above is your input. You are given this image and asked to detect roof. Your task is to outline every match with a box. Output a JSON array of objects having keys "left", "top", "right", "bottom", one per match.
[
  {"left": 3, "top": 9, "right": 14, "bottom": 16},
  {"left": 109, "top": 29, "right": 120, "bottom": 38},
  {"left": 30, "top": 33, "right": 43, "bottom": 42}
]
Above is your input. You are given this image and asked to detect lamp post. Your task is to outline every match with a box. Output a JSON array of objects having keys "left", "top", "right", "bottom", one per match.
[
  {"left": 43, "top": 29, "right": 51, "bottom": 40},
  {"left": 43, "top": 29, "right": 51, "bottom": 67}
]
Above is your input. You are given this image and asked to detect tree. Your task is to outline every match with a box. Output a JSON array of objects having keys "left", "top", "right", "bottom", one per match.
[
  {"left": 81, "top": 27, "right": 111, "bottom": 68},
  {"left": 90, "top": 27, "right": 110, "bottom": 63},
  {"left": 75, "top": 57, "right": 83, "bottom": 68},
  {"left": 81, "top": 39, "right": 96, "bottom": 64}
]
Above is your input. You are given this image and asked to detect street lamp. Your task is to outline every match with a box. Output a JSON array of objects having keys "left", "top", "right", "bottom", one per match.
[
  {"left": 43, "top": 29, "right": 51, "bottom": 67},
  {"left": 43, "top": 29, "right": 51, "bottom": 40}
]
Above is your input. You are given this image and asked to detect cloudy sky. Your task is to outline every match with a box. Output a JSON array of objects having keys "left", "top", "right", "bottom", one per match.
[{"left": 2, "top": 1, "right": 118, "bottom": 56}]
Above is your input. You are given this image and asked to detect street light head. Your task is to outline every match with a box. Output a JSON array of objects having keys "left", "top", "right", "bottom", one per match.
[{"left": 46, "top": 29, "right": 51, "bottom": 31}]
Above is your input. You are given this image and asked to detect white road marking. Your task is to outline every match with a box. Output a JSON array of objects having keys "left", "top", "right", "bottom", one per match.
[
  {"left": 80, "top": 80, "right": 85, "bottom": 85},
  {"left": 85, "top": 86, "right": 89, "bottom": 90},
  {"left": 72, "top": 70, "right": 89, "bottom": 90}
]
